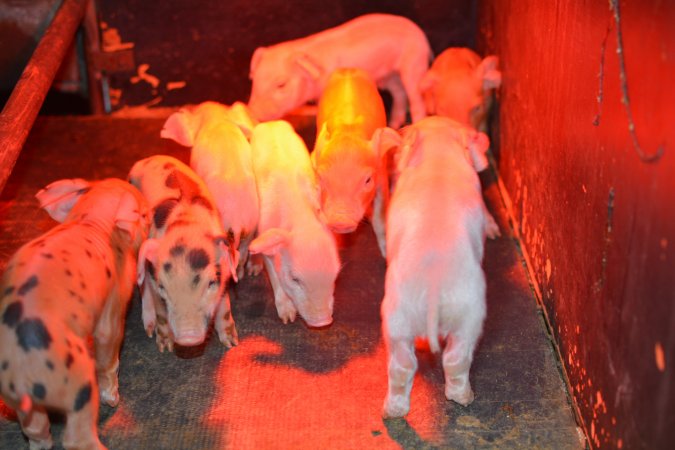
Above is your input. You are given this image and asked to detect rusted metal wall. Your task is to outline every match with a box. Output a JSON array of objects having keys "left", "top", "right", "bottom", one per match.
[
  {"left": 0, "top": 0, "right": 85, "bottom": 106},
  {"left": 0, "top": 0, "right": 60, "bottom": 91},
  {"left": 96, "top": 0, "right": 478, "bottom": 111},
  {"left": 479, "top": 1, "right": 674, "bottom": 448}
]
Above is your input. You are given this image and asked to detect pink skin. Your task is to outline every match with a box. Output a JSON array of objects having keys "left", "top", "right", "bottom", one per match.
[
  {"left": 380, "top": 117, "right": 490, "bottom": 418},
  {"left": 247, "top": 14, "right": 431, "bottom": 128}
]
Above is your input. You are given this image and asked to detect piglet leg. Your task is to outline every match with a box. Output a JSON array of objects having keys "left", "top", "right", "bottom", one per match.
[
  {"left": 17, "top": 407, "right": 52, "bottom": 450},
  {"left": 93, "top": 290, "right": 127, "bottom": 407},
  {"left": 483, "top": 201, "right": 501, "bottom": 239},
  {"left": 400, "top": 63, "right": 428, "bottom": 124},
  {"left": 380, "top": 75, "right": 408, "bottom": 129},
  {"left": 153, "top": 296, "right": 174, "bottom": 353},
  {"left": 371, "top": 182, "right": 389, "bottom": 259},
  {"left": 442, "top": 333, "right": 477, "bottom": 406},
  {"left": 63, "top": 392, "right": 106, "bottom": 450},
  {"left": 215, "top": 287, "right": 238, "bottom": 348},
  {"left": 382, "top": 337, "right": 417, "bottom": 418},
  {"left": 263, "top": 256, "right": 297, "bottom": 324},
  {"left": 140, "top": 282, "right": 157, "bottom": 338}
]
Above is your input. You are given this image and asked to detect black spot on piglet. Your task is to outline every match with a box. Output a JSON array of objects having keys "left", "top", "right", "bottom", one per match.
[
  {"left": 74, "top": 383, "right": 92, "bottom": 412},
  {"left": 18, "top": 275, "right": 38, "bottom": 296},
  {"left": 188, "top": 248, "right": 209, "bottom": 271},
  {"left": 16, "top": 319, "right": 52, "bottom": 351},
  {"left": 191, "top": 195, "right": 213, "bottom": 211},
  {"left": 170, "top": 245, "right": 185, "bottom": 257},
  {"left": 33, "top": 383, "right": 46, "bottom": 400},
  {"left": 2, "top": 302, "right": 22, "bottom": 327},
  {"left": 146, "top": 261, "right": 156, "bottom": 280},
  {"left": 153, "top": 198, "right": 179, "bottom": 229},
  {"left": 1, "top": 286, "right": 14, "bottom": 298}
]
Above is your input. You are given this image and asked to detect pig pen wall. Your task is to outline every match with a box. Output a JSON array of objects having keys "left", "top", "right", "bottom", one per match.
[
  {"left": 0, "top": 0, "right": 89, "bottom": 114},
  {"left": 478, "top": 1, "right": 675, "bottom": 448}
]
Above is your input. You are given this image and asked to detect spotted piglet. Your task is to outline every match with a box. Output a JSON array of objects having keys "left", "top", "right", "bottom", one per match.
[
  {"left": 0, "top": 178, "right": 149, "bottom": 450},
  {"left": 381, "top": 117, "right": 490, "bottom": 418},
  {"left": 128, "top": 155, "right": 238, "bottom": 352}
]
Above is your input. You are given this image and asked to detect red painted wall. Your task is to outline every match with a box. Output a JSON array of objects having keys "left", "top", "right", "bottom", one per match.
[{"left": 479, "top": 1, "right": 675, "bottom": 447}]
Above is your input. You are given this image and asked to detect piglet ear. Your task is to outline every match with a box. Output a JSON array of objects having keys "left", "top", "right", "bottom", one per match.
[
  {"left": 137, "top": 238, "right": 159, "bottom": 286},
  {"left": 250, "top": 47, "right": 266, "bottom": 78},
  {"left": 371, "top": 126, "right": 401, "bottom": 161},
  {"left": 294, "top": 53, "right": 323, "bottom": 80},
  {"left": 312, "top": 122, "right": 331, "bottom": 166},
  {"left": 467, "top": 131, "right": 491, "bottom": 172},
  {"left": 228, "top": 102, "right": 258, "bottom": 138},
  {"left": 161, "top": 108, "right": 197, "bottom": 147},
  {"left": 419, "top": 70, "right": 439, "bottom": 95},
  {"left": 396, "top": 127, "right": 422, "bottom": 173},
  {"left": 420, "top": 71, "right": 439, "bottom": 115},
  {"left": 36, "top": 178, "right": 91, "bottom": 223},
  {"left": 478, "top": 56, "right": 502, "bottom": 90},
  {"left": 215, "top": 235, "right": 240, "bottom": 283},
  {"left": 114, "top": 191, "right": 147, "bottom": 242},
  {"left": 249, "top": 228, "right": 291, "bottom": 256}
]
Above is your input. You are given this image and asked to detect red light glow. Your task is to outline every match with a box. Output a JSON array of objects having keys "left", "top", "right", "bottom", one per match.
[{"left": 203, "top": 335, "right": 444, "bottom": 448}]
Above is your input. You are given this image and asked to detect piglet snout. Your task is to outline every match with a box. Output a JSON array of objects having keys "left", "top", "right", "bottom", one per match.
[
  {"left": 174, "top": 330, "right": 206, "bottom": 346},
  {"left": 322, "top": 211, "right": 359, "bottom": 233},
  {"left": 305, "top": 315, "right": 333, "bottom": 328}
]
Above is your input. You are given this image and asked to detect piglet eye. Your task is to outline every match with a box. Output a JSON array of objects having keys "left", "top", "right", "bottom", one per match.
[
  {"left": 208, "top": 279, "right": 219, "bottom": 289},
  {"left": 364, "top": 175, "right": 373, "bottom": 187},
  {"left": 291, "top": 275, "right": 301, "bottom": 284},
  {"left": 276, "top": 81, "right": 287, "bottom": 89}
]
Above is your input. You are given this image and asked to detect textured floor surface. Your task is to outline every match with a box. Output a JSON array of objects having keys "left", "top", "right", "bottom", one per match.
[{"left": 0, "top": 116, "right": 583, "bottom": 449}]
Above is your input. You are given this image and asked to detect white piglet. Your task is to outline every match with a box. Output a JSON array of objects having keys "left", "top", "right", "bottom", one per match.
[
  {"left": 249, "top": 121, "right": 341, "bottom": 327},
  {"left": 161, "top": 101, "right": 260, "bottom": 280},
  {"left": 247, "top": 13, "right": 431, "bottom": 128},
  {"left": 381, "top": 116, "right": 491, "bottom": 418}
]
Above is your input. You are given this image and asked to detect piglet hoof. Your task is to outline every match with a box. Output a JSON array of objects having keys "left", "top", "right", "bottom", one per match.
[
  {"left": 382, "top": 395, "right": 410, "bottom": 419},
  {"left": 144, "top": 321, "right": 155, "bottom": 339},
  {"left": 278, "top": 308, "right": 297, "bottom": 325},
  {"left": 218, "top": 327, "right": 239, "bottom": 349},
  {"left": 156, "top": 335, "right": 174, "bottom": 353},
  {"left": 246, "top": 257, "right": 264, "bottom": 277},
  {"left": 485, "top": 213, "right": 501, "bottom": 239},
  {"left": 445, "top": 385, "right": 475, "bottom": 406},
  {"left": 275, "top": 298, "right": 297, "bottom": 324},
  {"left": 100, "top": 387, "right": 120, "bottom": 408},
  {"left": 28, "top": 438, "right": 53, "bottom": 450}
]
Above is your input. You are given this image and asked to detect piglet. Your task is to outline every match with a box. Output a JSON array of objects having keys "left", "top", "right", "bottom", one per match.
[
  {"left": 247, "top": 13, "right": 431, "bottom": 128},
  {"left": 381, "top": 116, "right": 491, "bottom": 418},
  {"left": 0, "top": 178, "right": 149, "bottom": 450},
  {"left": 420, "top": 47, "right": 502, "bottom": 131},
  {"left": 128, "top": 155, "right": 238, "bottom": 351},
  {"left": 161, "top": 101, "right": 260, "bottom": 280},
  {"left": 249, "top": 120, "right": 341, "bottom": 327},
  {"left": 312, "top": 68, "right": 400, "bottom": 257}
]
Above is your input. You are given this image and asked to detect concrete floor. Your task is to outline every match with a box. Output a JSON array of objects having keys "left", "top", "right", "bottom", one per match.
[{"left": 0, "top": 116, "right": 583, "bottom": 449}]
